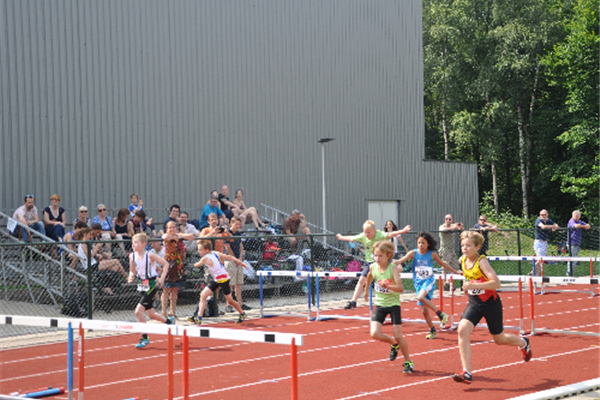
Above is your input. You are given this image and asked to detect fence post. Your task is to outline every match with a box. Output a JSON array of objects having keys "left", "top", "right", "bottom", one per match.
[
  {"left": 86, "top": 240, "right": 93, "bottom": 319},
  {"left": 517, "top": 229, "right": 522, "bottom": 275}
]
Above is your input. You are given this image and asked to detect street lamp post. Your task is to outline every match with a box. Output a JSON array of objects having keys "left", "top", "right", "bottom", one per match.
[{"left": 318, "top": 138, "right": 335, "bottom": 244}]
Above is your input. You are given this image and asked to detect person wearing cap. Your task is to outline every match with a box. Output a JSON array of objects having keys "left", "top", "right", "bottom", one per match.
[
  {"left": 73, "top": 205, "right": 92, "bottom": 227},
  {"left": 198, "top": 193, "right": 226, "bottom": 230},
  {"left": 283, "top": 209, "right": 311, "bottom": 250},
  {"left": 12, "top": 195, "right": 46, "bottom": 242}
]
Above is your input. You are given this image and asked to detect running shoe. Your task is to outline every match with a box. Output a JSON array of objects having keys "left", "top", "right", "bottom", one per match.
[
  {"left": 344, "top": 301, "right": 357, "bottom": 310},
  {"left": 166, "top": 316, "right": 175, "bottom": 325},
  {"left": 453, "top": 370, "right": 472, "bottom": 384},
  {"left": 189, "top": 316, "right": 202, "bottom": 325},
  {"left": 521, "top": 337, "right": 532, "bottom": 362},
  {"left": 135, "top": 338, "right": 150, "bottom": 349},
  {"left": 236, "top": 312, "right": 247, "bottom": 324},
  {"left": 389, "top": 344, "right": 399, "bottom": 361},
  {"left": 186, "top": 315, "right": 197, "bottom": 323},
  {"left": 425, "top": 330, "right": 437, "bottom": 339},
  {"left": 402, "top": 361, "right": 414, "bottom": 374},
  {"left": 439, "top": 312, "right": 448, "bottom": 326}
]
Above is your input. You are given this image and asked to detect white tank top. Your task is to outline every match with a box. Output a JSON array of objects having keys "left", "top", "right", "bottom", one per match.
[
  {"left": 130, "top": 251, "right": 159, "bottom": 280},
  {"left": 78, "top": 244, "right": 98, "bottom": 269},
  {"left": 206, "top": 252, "right": 229, "bottom": 282}
]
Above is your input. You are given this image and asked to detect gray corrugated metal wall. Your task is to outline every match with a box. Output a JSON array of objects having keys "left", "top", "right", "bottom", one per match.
[{"left": 0, "top": 0, "right": 478, "bottom": 232}]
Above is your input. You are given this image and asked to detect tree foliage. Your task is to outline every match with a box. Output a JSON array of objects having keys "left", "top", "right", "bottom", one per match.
[{"left": 424, "top": 0, "right": 599, "bottom": 224}]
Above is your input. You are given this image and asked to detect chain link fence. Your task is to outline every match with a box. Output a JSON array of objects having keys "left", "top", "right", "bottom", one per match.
[{"left": 1, "top": 226, "right": 598, "bottom": 344}]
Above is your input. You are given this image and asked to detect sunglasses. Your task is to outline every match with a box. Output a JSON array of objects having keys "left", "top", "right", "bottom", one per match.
[
  {"left": 98, "top": 209, "right": 106, "bottom": 212},
  {"left": 445, "top": 218, "right": 453, "bottom": 220},
  {"left": 479, "top": 218, "right": 486, "bottom": 221},
  {"left": 80, "top": 210, "right": 88, "bottom": 213}
]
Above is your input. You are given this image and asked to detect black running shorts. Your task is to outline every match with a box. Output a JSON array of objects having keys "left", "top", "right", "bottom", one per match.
[
  {"left": 461, "top": 295, "right": 504, "bottom": 335},
  {"left": 371, "top": 305, "right": 402, "bottom": 325}
]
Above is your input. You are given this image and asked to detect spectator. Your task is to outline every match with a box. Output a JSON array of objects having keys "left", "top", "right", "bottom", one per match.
[
  {"left": 149, "top": 237, "right": 166, "bottom": 259},
  {"left": 114, "top": 208, "right": 131, "bottom": 240},
  {"left": 232, "top": 189, "right": 268, "bottom": 229},
  {"left": 198, "top": 194, "right": 226, "bottom": 230},
  {"left": 92, "top": 204, "right": 126, "bottom": 256},
  {"left": 161, "top": 220, "right": 196, "bottom": 318},
  {"left": 218, "top": 185, "right": 241, "bottom": 221},
  {"left": 12, "top": 195, "right": 45, "bottom": 242},
  {"left": 179, "top": 211, "right": 201, "bottom": 256},
  {"left": 63, "top": 220, "right": 89, "bottom": 269},
  {"left": 91, "top": 223, "right": 114, "bottom": 261},
  {"left": 383, "top": 220, "right": 409, "bottom": 257},
  {"left": 472, "top": 215, "right": 498, "bottom": 256},
  {"left": 200, "top": 213, "right": 230, "bottom": 253},
  {"left": 127, "top": 210, "right": 155, "bottom": 237},
  {"left": 533, "top": 209, "right": 559, "bottom": 275},
  {"left": 128, "top": 193, "right": 144, "bottom": 218},
  {"left": 75, "top": 227, "right": 128, "bottom": 295},
  {"left": 439, "top": 214, "right": 464, "bottom": 290},
  {"left": 225, "top": 216, "right": 247, "bottom": 311},
  {"left": 163, "top": 204, "right": 181, "bottom": 232},
  {"left": 43, "top": 194, "right": 66, "bottom": 242},
  {"left": 283, "top": 210, "right": 312, "bottom": 251},
  {"left": 567, "top": 210, "right": 590, "bottom": 276},
  {"left": 73, "top": 205, "right": 92, "bottom": 227}
]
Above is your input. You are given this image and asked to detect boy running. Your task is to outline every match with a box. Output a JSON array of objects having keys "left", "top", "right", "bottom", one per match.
[
  {"left": 189, "top": 240, "right": 248, "bottom": 324},
  {"left": 127, "top": 233, "right": 175, "bottom": 349}
]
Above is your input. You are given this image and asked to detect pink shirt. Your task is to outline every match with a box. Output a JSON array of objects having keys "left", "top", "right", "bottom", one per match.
[{"left": 13, "top": 205, "right": 38, "bottom": 224}]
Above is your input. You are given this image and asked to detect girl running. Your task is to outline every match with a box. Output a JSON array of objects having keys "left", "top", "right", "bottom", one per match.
[
  {"left": 366, "top": 241, "right": 414, "bottom": 373},
  {"left": 395, "top": 231, "right": 462, "bottom": 339},
  {"left": 454, "top": 231, "right": 532, "bottom": 384}
]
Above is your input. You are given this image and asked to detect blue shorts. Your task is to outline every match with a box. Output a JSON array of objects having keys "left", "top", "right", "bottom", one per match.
[{"left": 415, "top": 279, "right": 436, "bottom": 306}]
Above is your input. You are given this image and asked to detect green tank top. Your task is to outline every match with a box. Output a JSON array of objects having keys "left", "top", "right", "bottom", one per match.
[{"left": 371, "top": 262, "right": 401, "bottom": 307}]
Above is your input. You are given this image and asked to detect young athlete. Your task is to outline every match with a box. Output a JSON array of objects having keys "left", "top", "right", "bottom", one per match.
[
  {"left": 367, "top": 241, "right": 414, "bottom": 373},
  {"left": 394, "top": 231, "right": 462, "bottom": 339},
  {"left": 453, "top": 231, "right": 532, "bottom": 384},
  {"left": 336, "top": 220, "right": 411, "bottom": 309},
  {"left": 127, "top": 233, "right": 175, "bottom": 348},
  {"left": 190, "top": 240, "right": 248, "bottom": 324}
]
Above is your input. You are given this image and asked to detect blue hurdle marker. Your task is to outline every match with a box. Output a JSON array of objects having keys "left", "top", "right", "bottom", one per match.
[
  {"left": 67, "top": 322, "right": 73, "bottom": 400},
  {"left": 22, "top": 387, "right": 65, "bottom": 398}
]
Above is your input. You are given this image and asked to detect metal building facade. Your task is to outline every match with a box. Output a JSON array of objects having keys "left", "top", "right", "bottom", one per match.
[{"left": 0, "top": 0, "right": 478, "bottom": 233}]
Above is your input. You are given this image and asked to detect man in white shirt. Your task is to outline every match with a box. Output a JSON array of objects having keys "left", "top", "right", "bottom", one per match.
[{"left": 12, "top": 195, "right": 46, "bottom": 242}]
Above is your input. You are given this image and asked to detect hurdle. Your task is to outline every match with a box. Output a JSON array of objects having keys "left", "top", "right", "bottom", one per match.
[
  {"left": 258, "top": 270, "right": 314, "bottom": 320},
  {"left": 0, "top": 315, "right": 304, "bottom": 400}
]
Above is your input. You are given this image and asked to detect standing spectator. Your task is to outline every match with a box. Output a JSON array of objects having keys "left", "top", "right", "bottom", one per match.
[
  {"left": 92, "top": 204, "right": 126, "bottom": 256},
  {"left": 533, "top": 209, "right": 559, "bottom": 275},
  {"left": 12, "top": 195, "right": 45, "bottom": 241},
  {"left": 383, "top": 220, "right": 409, "bottom": 257},
  {"left": 232, "top": 189, "right": 268, "bottom": 229},
  {"left": 161, "top": 220, "right": 196, "bottom": 318},
  {"left": 472, "top": 215, "right": 498, "bottom": 256},
  {"left": 128, "top": 193, "right": 144, "bottom": 218},
  {"left": 226, "top": 216, "right": 246, "bottom": 311},
  {"left": 283, "top": 210, "right": 312, "bottom": 251},
  {"left": 73, "top": 206, "right": 92, "bottom": 227},
  {"left": 439, "top": 214, "right": 463, "bottom": 290},
  {"left": 43, "top": 194, "right": 66, "bottom": 241},
  {"left": 198, "top": 195, "right": 226, "bottom": 230},
  {"left": 567, "top": 210, "right": 590, "bottom": 276}
]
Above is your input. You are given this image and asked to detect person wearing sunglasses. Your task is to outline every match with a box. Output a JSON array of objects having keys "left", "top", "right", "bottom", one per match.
[
  {"left": 73, "top": 205, "right": 92, "bottom": 227},
  {"left": 472, "top": 215, "right": 498, "bottom": 256},
  {"left": 92, "top": 204, "right": 125, "bottom": 255},
  {"left": 12, "top": 195, "right": 46, "bottom": 242}
]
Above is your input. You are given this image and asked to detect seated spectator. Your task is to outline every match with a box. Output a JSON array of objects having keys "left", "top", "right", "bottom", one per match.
[
  {"left": 91, "top": 204, "right": 126, "bottom": 255},
  {"left": 218, "top": 185, "right": 242, "bottom": 221},
  {"left": 114, "top": 208, "right": 131, "bottom": 240},
  {"left": 73, "top": 205, "right": 92, "bottom": 227},
  {"left": 12, "top": 195, "right": 45, "bottom": 242},
  {"left": 128, "top": 193, "right": 144, "bottom": 218},
  {"left": 179, "top": 211, "right": 201, "bottom": 256},
  {"left": 163, "top": 204, "right": 181, "bottom": 232},
  {"left": 198, "top": 194, "right": 226, "bottom": 230},
  {"left": 75, "top": 228, "right": 128, "bottom": 295},
  {"left": 283, "top": 210, "right": 311, "bottom": 250},
  {"left": 63, "top": 221, "right": 89, "bottom": 268},
  {"left": 43, "top": 194, "right": 66, "bottom": 242},
  {"left": 231, "top": 189, "right": 268, "bottom": 229},
  {"left": 149, "top": 237, "right": 165, "bottom": 259},
  {"left": 91, "top": 223, "right": 114, "bottom": 261},
  {"left": 127, "top": 210, "right": 155, "bottom": 237}
]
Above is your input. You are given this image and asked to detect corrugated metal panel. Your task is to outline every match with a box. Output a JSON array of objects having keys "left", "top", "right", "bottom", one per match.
[{"left": 1, "top": 0, "right": 478, "bottom": 233}]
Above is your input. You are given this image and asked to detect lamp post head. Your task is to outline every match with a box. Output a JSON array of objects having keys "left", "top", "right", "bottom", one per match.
[{"left": 318, "top": 138, "right": 335, "bottom": 144}]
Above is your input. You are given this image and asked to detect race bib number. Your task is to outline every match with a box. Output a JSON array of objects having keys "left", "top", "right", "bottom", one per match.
[
  {"left": 414, "top": 265, "right": 433, "bottom": 279},
  {"left": 468, "top": 288, "right": 483, "bottom": 296},
  {"left": 374, "top": 279, "right": 393, "bottom": 294},
  {"left": 137, "top": 279, "right": 150, "bottom": 292}
]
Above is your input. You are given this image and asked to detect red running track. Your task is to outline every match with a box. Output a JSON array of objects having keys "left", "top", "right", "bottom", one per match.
[{"left": 1, "top": 285, "right": 598, "bottom": 400}]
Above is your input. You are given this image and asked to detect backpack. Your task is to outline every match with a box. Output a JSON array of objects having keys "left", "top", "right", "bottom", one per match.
[
  {"left": 347, "top": 260, "right": 362, "bottom": 272},
  {"left": 61, "top": 294, "right": 87, "bottom": 318},
  {"left": 263, "top": 241, "right": 280, "bottom": 260},
  {"left": 203, "top": 296, "right": 216, "bottom": 318}
]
